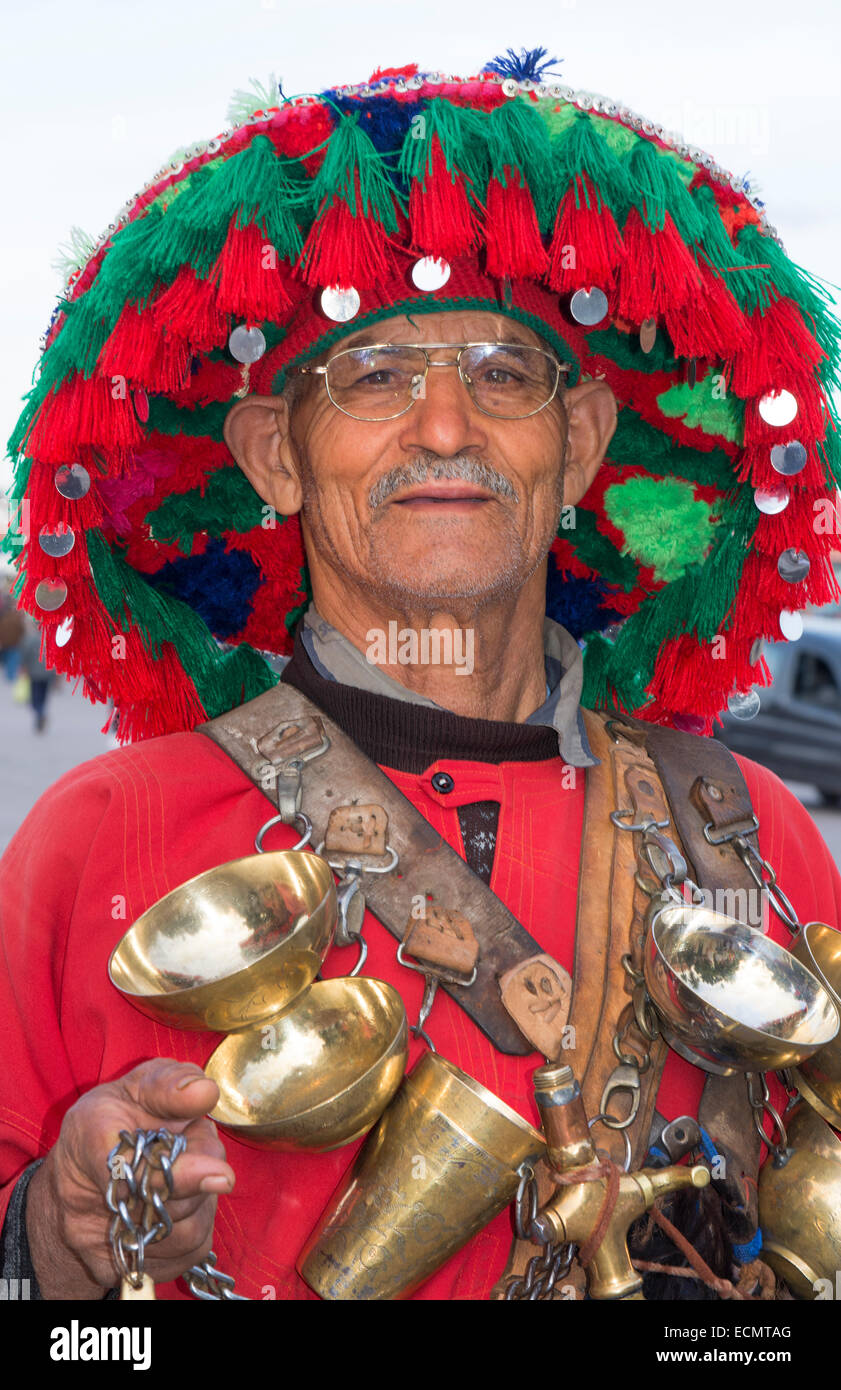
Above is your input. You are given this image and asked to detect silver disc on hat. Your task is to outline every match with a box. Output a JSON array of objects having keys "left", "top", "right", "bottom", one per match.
[
  {"left": 779, "top": 609, "right": 804, "bottom": 641},
  {"left": 229, "top": 325, "right": 267, "bottom": 364},
  {"left": 54, "top": 463, "right": 90, "bottom": 500},
  {"left": 758, "top": 389, "right": 798, "bottom": 427},
  {"left": 753, "top": 485, "right": 790, "bottom": 515},
  {"left": 727, "top": 690, "right": 761, "bottom": 720},
  {"left": 749, "top": 637, "right": 764, "bottom": 665},
  {"left": 770, "top": 441, "right": 807, "bottom": 476},
  {"left": 777, "top": 548, "right": 811, "bottom": 583},
  {"left": 39, "top": 525, "right": 76, "bottom": 557},
  {"left": 411, "top": 257, "right": 451, "bottom": 291},
  {"left": 570, "top": 287, "right": 609, "bottom": 326},
  {"left": 34, "top": 578, "right": 68, "bottom": 612},
  {"left": 55, "top": 615, "right": 74, "bottom": 648},
  {"left": 320, "top": 286, "right": 361, "bottom": 322}
]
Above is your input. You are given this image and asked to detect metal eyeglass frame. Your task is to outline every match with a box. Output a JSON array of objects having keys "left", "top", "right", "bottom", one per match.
[{"left": 289, "top": 342, "right": 574, "bottom": 422}]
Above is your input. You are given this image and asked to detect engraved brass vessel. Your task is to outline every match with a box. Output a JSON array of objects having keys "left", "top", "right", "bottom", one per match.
[
  {"left": 205, "top": 977, "right": 408, "bottom": 1151},
  {"left": 643, "top": 903, "right": 839, "bottom": 1074},
  {"left": 108, "top": 851, "right": 337, "bottom": 1032},
  {"left": 758, "top": 1100, "right": 841, "bottom": 1298},
  {"left": 298, "top": 1051, "right": 546, "bottom": 1299},
  {"left": 790, "top": 921, "right": 841, "bottom": 1126}
]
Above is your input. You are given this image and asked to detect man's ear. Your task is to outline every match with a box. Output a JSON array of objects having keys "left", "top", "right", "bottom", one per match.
[
  {"left": 223, "top": 395, "right": 304, "bottom": 515},
  {"left": 561, "top": 380, "right": 618, "bottom": 506}
]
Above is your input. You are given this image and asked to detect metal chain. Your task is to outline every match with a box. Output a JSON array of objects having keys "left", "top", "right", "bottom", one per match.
[
  {"left": 502, "top": 1165, "right": 575, "bottom": 1301},
  {"left": 733, "top": 837, "right": 802, "bottom": 935},
  {"left": 106, "top": 1128, "right": 248, "bottom": 1300},
  {"left": 746, "top": 1072, "right": 789, "bottom": 1163}
]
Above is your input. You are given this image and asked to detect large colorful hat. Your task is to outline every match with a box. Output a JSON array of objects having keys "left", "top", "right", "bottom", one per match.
[{"left": 4, "top": 49, "right": 840, "bottom": 742}]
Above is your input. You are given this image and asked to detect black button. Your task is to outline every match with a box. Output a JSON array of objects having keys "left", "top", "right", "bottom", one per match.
[{"left": 431, "top": 771, "right": 455, "bottom": 794}]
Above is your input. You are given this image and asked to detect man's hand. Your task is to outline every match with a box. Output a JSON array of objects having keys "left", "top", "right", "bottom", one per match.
[{"left": 26, "top": 1059, "right": 235, "bottom": 1299}]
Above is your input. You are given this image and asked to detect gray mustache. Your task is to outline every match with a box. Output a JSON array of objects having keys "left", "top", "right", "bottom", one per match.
[{"left": 368, "top": 457, "right": 519, "bottom": 509}]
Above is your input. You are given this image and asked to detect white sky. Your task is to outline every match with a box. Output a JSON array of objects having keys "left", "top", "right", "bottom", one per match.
[{"left": 2, "top": 0, "right": 840, "bottom": 508}]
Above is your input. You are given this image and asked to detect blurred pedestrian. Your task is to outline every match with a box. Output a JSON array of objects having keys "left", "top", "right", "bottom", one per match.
[
  {"left": 16, "top": 620, "right": 56, "bottom": 733},
  {"left": 0, "top": 584, "right": 24, "bottom": 683}
]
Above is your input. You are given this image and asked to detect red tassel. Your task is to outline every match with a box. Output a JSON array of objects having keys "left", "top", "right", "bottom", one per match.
[
  {"left": 24, "top": 372, "right": 143, "bottom": 464},
  {"left": 726, "top": 298, "right": 826, "bottom": 399},
  {"left": 484, "top": 174, "right": 548, "bottom": 279},
  {"left": 214, "top": 219, "right": 295, "bottom": 318},
  {"left": 664, "top": 263, "right": 748, "bottom": 359},
  {"left": 408, "top": 135, "right": 482, "bottom": 261},
  {"left": 616, "top": 209, "right": 701, "bottom": 323},
  {"left": 99, "top": 302, "right": 191, "bottom": 393},
  {"left": 546, "top": 176, "right": 624, "bottom": 292},
  {"left": 167, "top": 359, "right": 243, "bottom": 410},
  {"left": 297, "top": 188, "right": 397, "bottom": 289},
  {"left": 152, "top": 266, "right": 229, "bottom": 353}
]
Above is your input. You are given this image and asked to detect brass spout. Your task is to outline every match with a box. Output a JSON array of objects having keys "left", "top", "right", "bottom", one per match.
[{"left": 533, "top": 1161, "right": 710, "bottom": 1300}]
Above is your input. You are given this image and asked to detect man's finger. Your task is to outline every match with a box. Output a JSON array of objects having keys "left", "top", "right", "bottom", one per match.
[{"left": 116, "top": 1059, "right": 220, "bottom": 1124}]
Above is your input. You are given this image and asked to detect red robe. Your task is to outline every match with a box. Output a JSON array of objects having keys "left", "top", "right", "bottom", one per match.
[{"left": 1, "top": 730, "right": 839, "bottom": 1300}]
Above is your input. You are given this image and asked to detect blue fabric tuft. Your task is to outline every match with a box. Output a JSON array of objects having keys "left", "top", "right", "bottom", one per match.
[
  {"left": 147, "top": 537, "right": 260, "bottom": 640},
  {"left": 545, "top": 552, "right": 622, "bottom": 640},
  {"left": 484, "top": 47, "right": 562, "bottom": 82},
  {"left": 327, "top": 94, "right": 422, "bottom": 197},
  {"left": 733, "top": 1229, "right": 763, "bottom": 1265}
]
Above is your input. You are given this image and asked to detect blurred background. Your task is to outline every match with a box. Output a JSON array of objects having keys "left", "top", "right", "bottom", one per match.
[{"left": 0, "top": 0, "right": 839, "bottom": 857}]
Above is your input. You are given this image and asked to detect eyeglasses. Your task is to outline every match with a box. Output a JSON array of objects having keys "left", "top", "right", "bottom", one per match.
[{"left": 289, "top": 342, "right": 573, "bottom": 421}]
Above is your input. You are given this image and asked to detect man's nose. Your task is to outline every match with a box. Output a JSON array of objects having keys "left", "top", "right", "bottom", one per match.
[{"left": 397, "top": 361, "right": 489, "bottom": 457}]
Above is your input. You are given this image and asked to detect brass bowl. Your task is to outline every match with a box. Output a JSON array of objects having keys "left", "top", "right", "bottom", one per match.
[
  {"left": 790, "top": 922, "right": 841, "bottom": 1127},
  {"left": 108, "top": 852, "right": 337, "bottom": 1032},
  {"left": 759, "top": 1101, "right": 841, "bottom": 1298},
  {"left": 644, "top": 903, "right": 839, "bottom": 1074},
  {"left": 205, "top": 977, "right": 409, "bottom": 1151}
]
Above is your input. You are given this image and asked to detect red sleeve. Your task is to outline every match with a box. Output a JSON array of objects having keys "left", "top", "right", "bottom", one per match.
[
  {"left": 0, "top": 754, "right": 115, "bottom": 1229},
  {"left": 732, "top": 752, "right": 841, "bottom": 934}
]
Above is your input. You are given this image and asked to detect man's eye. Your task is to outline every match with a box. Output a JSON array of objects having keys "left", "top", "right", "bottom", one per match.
[{"left": 356, "top": 369, "right": 408, "bottom": 388}]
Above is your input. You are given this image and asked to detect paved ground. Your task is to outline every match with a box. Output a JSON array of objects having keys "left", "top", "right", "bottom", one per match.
[
  {"left": 0, "top": 673, "right": 839, "bottom": 868},
  {"left": 0, "top": 673, "right": 118, "bottom": 851}
]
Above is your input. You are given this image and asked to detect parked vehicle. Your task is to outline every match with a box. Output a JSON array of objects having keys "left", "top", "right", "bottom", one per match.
[{"left": 717, "top": 617, "right": 841, "bottom": 805}]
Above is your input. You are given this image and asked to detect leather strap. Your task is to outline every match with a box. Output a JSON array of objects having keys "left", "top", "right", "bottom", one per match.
[{"left": 197, "top": 682, "right": 549, "bottom": 1055}]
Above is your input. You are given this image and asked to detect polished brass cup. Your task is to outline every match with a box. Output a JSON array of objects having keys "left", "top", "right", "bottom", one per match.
[
  {"left": 759, "top": 1101, "right": 841, "bottom": 1298},
  {"left": 297, "top": 1051, "right": 546, "bottom": 1300},
  {"left": 790, "top": 921, "right": 841, "bottom": 1127},
  {"left": 108, "top": 851, "right": 337, "bottom": 1032},
  {"left": 644, "top": 903, "right": 839, "bottom": 1075},
  {"left": 205, "top": 977, "right": 408, "bottom": 1151}
]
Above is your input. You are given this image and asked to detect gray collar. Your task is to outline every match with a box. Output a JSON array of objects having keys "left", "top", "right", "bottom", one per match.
[{"left": 301, "top": 605, "right": 598, "bottom": 768}]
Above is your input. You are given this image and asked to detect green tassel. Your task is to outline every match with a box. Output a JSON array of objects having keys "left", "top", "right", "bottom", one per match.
[
  {"left": 485, "top": 99, "right": 554, "bottom": 227},
  {"left": 551, "top": 112, "right": 632, "bottom": 215},
  {"left": 737, "top": 224, "right": 841, "bottom": 374},
  {"left": 145, "top": 466, "right": 265, "bottom": 550},
  {"left": 150, "top": 166, "right": 229, "bottom": 279},
  {"left": 689, "top": 184, "right": 773, "bottom": 311},
  {"left": 312, "top": 113, "right": 403, "bottom": 231},
  {"left": 623, "top": 139, "right": 705, "bottom": 242},
  {"left": 609, "top": 408, "right": 735, "bottom": 489},
  {"left": 398, "top": 98, "right": 489, "bottom": 201}
]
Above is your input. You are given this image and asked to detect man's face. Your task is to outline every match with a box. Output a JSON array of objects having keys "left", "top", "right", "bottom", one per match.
[{"left": 283, "top": 310, "right": 572, "bottom": 611}]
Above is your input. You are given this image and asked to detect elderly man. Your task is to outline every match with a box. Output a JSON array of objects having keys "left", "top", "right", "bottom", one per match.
[{"left": 2, "top": 55, "right": 841, "bottom": 1303}]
